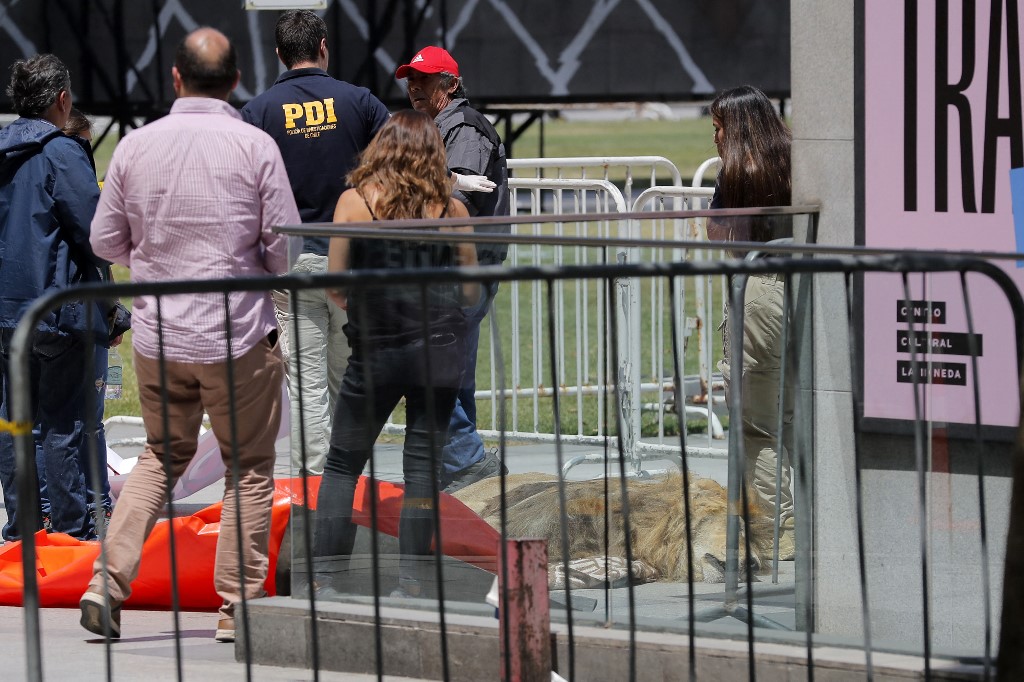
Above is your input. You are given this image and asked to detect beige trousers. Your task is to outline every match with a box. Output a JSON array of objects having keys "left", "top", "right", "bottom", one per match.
[
  {"left": 90, "top": 334, "right": 284, "bottom": 619},
  {"left": 719, "top": 272, "right": 795, "bottom": 524},
  {"left": 272, "top": 253, "right": 350, "bottom": 476}
]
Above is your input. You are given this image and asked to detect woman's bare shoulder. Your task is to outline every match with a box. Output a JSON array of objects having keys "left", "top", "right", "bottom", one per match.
[
  {"left": 447, "top": 197, "right": 470, "bottom": 218},
  {"left": 335, "top": 187, "right": 374, "bottom": 222}
]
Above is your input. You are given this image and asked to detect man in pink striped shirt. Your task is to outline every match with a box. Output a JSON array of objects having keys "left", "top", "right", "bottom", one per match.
[{"left": 81, "top": 27, "right": 299, "bottom": 643}]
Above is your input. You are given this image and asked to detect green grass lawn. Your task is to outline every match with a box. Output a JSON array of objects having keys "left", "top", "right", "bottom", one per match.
[
  {"left": 92, "top": 129, "right": 117, "bottom": 180},
  {"left": 102, "top": 266, "right": 140, "bottom": 419},
  {"left": 512, "top": 115, "right": 719, "bottom": 183}
]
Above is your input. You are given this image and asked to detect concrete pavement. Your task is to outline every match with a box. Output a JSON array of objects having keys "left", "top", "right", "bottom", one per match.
[{"left": 1, "top": 604, "right": 431, "bottom": 681}]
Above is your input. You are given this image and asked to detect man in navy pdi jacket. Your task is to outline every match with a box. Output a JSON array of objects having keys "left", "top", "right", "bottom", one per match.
[{"left": 241, "top": 10, "right": 391, "bottom": 480}]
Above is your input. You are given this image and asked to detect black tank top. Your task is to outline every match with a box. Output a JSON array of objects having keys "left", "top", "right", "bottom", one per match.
[{"left": 345, "top": 193, "right": 466, "bottom": 348}]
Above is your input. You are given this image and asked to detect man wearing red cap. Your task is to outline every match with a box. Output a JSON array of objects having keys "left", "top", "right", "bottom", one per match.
[{"left": 396, "top": 46, "right": 509, "bottom": 493}]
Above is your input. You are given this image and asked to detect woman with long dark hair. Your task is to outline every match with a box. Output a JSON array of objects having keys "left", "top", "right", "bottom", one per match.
[
  {"left": 708, "top": 84, "right": 792, "bottom": 241},
  {"left": 313, "top": 109, "right": 478, "bottom": 597},
  {"left": 707, "top": 85, "right": 795, "bottom": 560}
]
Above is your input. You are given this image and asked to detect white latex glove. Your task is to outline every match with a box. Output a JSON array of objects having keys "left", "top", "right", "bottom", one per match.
[{"left": 452, "top": 172, "right": 496, "bottom": 193}]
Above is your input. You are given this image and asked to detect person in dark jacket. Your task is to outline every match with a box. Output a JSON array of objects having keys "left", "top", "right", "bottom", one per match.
[
  {"left": 241, "top": 9, "right": 391, "bottom": 479},
  {"left": 57, "top": 108, "right": 117, "bottom": 533},
  {"left": 0, "top": 54, "right": 108, "bottom": 541},
  {"left": 396, "top": 46, "right": 510, "bottom": 493}
]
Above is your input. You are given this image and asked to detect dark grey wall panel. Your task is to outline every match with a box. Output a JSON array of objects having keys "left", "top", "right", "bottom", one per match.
[{"left": 0, "top": 0, "right": 788, "bottom": 114}]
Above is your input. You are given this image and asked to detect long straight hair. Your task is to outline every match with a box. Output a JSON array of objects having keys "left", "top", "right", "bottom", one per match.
[
  {"left": 710, "top": 85, "right": 791, "bottom": 242},
  {"left": 347, "top": 109, "right": 451, "bottom": 220}
]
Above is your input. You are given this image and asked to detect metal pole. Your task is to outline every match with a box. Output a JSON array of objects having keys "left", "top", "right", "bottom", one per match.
[
  {"left": 724, "top": 273, "right": 746, "bottom": 605},
  {"left": 499, "top": 539, "right": 552, "bottom": 682},
  {"left": 10, "top": 320, "right": 44, "bottom": 682},
  {"left": 772, "top": 280, "right": 791, "bottom": 582},
  {"left": 614, "top": 215, "right": 641, "bottom": 474}
]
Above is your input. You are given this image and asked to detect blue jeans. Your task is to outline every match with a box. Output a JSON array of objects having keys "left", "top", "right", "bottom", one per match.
[
  {"left": 0, "top": 329, "right": 92, "bottom": 541},
  {"left": 89, "top": 345, "right": 113, "bottom": 511},
  {"left": 38, "top": 343, "right": 112, "bottom": 519},
  {"left": 314, "top": 330, "right": 464, "bottom": 585},
  {"left": 439, "top": 282, "right": 498, "bottom": 486}
]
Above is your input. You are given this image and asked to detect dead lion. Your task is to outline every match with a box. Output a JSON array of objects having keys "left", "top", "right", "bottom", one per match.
[{"left": 451, "top": 472, "right": 775, "bottom": 584}]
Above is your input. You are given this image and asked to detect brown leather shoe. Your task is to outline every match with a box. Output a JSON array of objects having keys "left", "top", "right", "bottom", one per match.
[
  {"left": 215, "top": 617, "right": 235, "bottom": 642},
  {"left": 80, "top": 586, "right": 121, "bottom": 639}
]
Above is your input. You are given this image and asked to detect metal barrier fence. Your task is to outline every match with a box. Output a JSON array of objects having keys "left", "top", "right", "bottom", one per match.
[
  {"left": 381, "top": 209, "right": 743, "bottom": 478},
  {"left": 382, "top": 157, "right": 731, "bottom": 471},
  {"left": 6, "top": 211, "right": 1024, "bottom": 681},
  {"left": 506, "top": 155, "right": 686, "bottom": 207}
]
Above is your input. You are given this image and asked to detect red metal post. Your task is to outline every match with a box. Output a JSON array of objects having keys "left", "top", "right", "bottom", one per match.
[{"left": 499, "top": 539, "right": 551, "bottom": 682}]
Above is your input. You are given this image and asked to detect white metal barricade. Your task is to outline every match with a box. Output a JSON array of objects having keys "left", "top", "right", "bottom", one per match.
[
  {"left": 498, "top": 177, "right": 633, "bottom": 451},
  {"left": 556, "top": 161, "right": 725, "bottom": 475},
  {"left": 383, "top": 157, "right": 729, "bottom": 473},
  {"left": 624, "top": 185, "right": 723, "bottom": 460},
  {"left": 507, "top": 155, "right": 683, "bottom": 209}
]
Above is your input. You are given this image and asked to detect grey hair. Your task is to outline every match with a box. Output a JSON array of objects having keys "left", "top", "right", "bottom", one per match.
[
  {"left": 6, "top": 54, "right": 71, "bottom": 118},
  {"left": 438, "top": 71, "right": 467, "bottom": 100}
]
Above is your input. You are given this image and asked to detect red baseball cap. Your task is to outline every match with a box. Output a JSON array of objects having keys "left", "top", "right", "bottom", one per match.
[{"left": 395, "top": 46, "right": 460, "bottom": 79}]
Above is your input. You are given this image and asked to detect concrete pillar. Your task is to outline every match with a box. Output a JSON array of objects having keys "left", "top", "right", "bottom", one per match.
[{"left": 791, "top": 0, "right": 863, "bottom": 639}]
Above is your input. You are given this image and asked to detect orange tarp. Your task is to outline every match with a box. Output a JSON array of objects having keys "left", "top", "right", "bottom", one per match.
[
  {"left": 0, "top": 476, "right": 498, "bottom": 609},
  {"left": 276, "top": 475, "right": 501, "bottom": 572}
]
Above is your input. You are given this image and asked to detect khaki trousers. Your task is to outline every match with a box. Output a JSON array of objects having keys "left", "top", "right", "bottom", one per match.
[
  {"left": 272, "top": 253, "right": 350, "bottom": 476},
  {"left": 90, "top": 334, "right": 284, "bottom": 619},
  {"left": 719, "top": 273, "right": 794, "bottom": 524}
]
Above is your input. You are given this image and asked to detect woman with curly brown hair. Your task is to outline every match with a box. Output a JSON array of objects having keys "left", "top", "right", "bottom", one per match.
[
  {"left": 312, "top": 109, "right": 478, "bottom": 598},
  {"left": 707, "top": 85, "right": 795, "bottom": 560}
]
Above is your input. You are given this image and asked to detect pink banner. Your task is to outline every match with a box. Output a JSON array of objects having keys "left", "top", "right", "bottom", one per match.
[{"left": 863, "top": 0, "right": 1023, "bottom": 426}]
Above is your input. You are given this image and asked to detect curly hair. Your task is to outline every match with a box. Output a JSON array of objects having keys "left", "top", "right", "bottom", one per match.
[
  {"left": 710, "top": 85, "right": 791, "bottom": 242},
  {"left": 6, "top": 54, "right": 70, "bottom": 118},
  {"left": 347, "top": 109, "right": 451, "bottom": 219}
]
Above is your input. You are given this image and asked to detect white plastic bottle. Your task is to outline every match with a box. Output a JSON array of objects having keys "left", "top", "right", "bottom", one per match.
[{"left": 105, "top": 347, "right": 123, "bottom": 400}]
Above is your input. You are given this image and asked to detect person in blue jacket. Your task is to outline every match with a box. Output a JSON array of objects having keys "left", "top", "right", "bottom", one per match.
[
  {"left": 0, "top": 54, "right": 109, "bottom": 541},
  {"left": 58, "top": 108, "right": 118, "bottom": 534}
]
